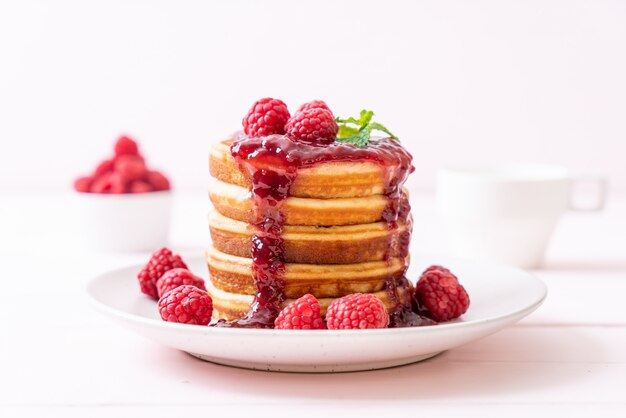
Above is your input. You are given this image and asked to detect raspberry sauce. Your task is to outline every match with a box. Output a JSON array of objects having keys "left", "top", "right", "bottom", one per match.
[{"left": 219, "top": 133, "right": 416, "bottom": 328}]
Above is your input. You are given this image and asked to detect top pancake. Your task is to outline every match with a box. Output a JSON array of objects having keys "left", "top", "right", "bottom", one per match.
[{"left": 210, "top": 139, "right": 390, "bottom": 199}]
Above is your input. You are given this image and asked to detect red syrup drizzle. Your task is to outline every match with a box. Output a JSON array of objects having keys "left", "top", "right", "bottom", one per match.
[
  {"left": 378, "top": 146, "right": 435, "bottom": 327},
  {"left": 214, "top": 132, "right": 419, "bottom": 328}
]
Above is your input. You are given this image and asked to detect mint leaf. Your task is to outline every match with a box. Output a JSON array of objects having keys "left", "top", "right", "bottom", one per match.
[
  {"left": 355, "top": 125, "right": 372, "bottom": 146},
  {"left": 357, "top": 110, "right": 374, "bottom": 126},
  {"left": 335, "top": 109, "right": 398, "bottom": 147},
  {"left": 337, "top": 125, "right": 360, "bottom": 138},
  {"left": 335, "top": 116, "right": 360, "bottom": 125},
  {"left": 337, "top": 126, "right": 371, "bottom": 147},
  {"left": 368, "top": 122, "right": 398, "bottom": 140},
  {"left": 335, "top": 110, "right": 373, "bottom": 126}
]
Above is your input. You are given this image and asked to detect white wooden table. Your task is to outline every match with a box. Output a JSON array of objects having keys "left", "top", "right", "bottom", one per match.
[{"left": 1, "top": 192, "right": 625, "bottom": 417}]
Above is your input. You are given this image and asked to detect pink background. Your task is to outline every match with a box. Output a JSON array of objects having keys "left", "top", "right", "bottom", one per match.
[{"left": 1, "top": 0, "right": 625, "bottom": 193}]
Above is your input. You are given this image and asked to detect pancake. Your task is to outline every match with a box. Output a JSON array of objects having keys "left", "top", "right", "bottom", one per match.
[
  {"left": 206, "top": 133, "right": 416, "bottom": 328},
  {"left": 210, "top": 140, "right": 387, "bottom": 199},
  {"left": 209, "top": 179, "right": 408, "bottom": 226},
  {"left": 206, "top": 246, "right": 408, "bottom": 299},
  {"left": 206, "top": 278, "right": 414, "bottom": 321},
  {"left": 209, "top": 210, "right": 411, "bottom": 264}
]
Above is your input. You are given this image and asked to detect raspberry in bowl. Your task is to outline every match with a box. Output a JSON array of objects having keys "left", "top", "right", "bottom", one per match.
[{"left": 73, "top": 135, "right": 173, "bottom": 252}]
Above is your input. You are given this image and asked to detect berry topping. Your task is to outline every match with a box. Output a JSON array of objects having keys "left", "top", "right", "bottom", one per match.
[
  {"left": 285, "top": 107, "right": 338, "bottom": 144},
  {"left": 326, "top": 293, "right": 389, "bottom": 330},
  {"left": 296, "top": 100, "right": 333, "bottom": 116},
  {"left": 158, "top": 285, "right": 213, "bottom": 325},
  {"left": 414, "top": 265, "right": 470, "bottom": 322},
  {"left": 156, "top": 268, "right": 206, "bottom": 298},
  {"left": 114, "top": 154, "right": 147, "bottom": 183},
  {"left": 147, "top": 170, "right": 171, "bottom": 191},
  {"left": 274, "top": 294, "right": 326, "bottom": 330},
  {"left": 114, "top": 135, "right": 139, "bottom": 156},
  {"left": 242, "top": 98, "right": 291, "bottom": 137},
  {"left": 73, "top": 176, "right": 93, "bottom": 193},
  {"left": 137, "top": 247, "right": 188, "bottom": 299}
]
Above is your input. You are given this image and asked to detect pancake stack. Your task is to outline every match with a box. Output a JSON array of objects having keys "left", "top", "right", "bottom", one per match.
[{"left": 207, "top": 135, "right": 415, "bottom": 326}]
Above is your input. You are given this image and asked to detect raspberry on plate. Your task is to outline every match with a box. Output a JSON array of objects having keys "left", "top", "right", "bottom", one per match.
[
  {"left": 242, "top": 97, "right": 291, "bottom": 137},
  {"left": 274, "top": 294, "right": 326, "bottom": 330},
  {"left": 156, "top": 268, "right": 206, "bottom": 298},
  {"left": 414, "top": 265, "right": 470, "bottom": 322},
  {"left": 137, "top": 247, "right": 188, "bottom": 299},
  {"left": 158, "top": 285, "right": 213, "bottom": 325},
  {"left": 296, "top": 100, "right": 333, "bottom": 116},
  {"left": 114, "top": 135, "right": 139, "bottom": 156},
  {"left": 285, "top": 107, "right": 338, "bottom": 145},
  {"left": 326, "top": 293, "right": 389, "bottom": 330}
]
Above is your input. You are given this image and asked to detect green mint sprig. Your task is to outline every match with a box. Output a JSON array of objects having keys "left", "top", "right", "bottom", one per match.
[{"left": 335, "top": 110, "right": 398, "bottom": 147}]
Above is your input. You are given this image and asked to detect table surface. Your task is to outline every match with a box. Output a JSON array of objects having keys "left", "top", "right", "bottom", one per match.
[{"left": 1, "top": 191, "right": 625, "bottom": 418}]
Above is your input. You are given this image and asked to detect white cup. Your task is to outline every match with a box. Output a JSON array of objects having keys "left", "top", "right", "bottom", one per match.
[{"left": 437, "top": 164, "right": 606, "bottom": 269}]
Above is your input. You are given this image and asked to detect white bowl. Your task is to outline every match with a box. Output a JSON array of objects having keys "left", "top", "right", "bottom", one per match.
[{"left": 75, "top": 191, "right": 172, "bottom": 252}]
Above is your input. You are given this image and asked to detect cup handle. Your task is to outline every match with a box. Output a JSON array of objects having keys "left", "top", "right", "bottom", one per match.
[{"left": 569, "top": 175, "right": 607, "bottom": 212}]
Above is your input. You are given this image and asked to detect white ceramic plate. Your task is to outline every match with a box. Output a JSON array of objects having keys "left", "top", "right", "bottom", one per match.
[{"left": 87, "top": 255, "right": 547, "bottom": 373}]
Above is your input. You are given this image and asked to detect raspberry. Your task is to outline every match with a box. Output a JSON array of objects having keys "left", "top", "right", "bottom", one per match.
[
  {"left": 296, "top": 100, "right": 333, "bottom": 116},
  {"left": 326, "top": 293, "right": 389, "bottom": 330},
  {"left": 156, "top": 268, "right": 206, "bottom": 298},
  {"left": 114, "top": 135, "right": 139, "bottom": 156},
  {"left": 90, "top": 174, "right": 110, "bottom": 193},
  {"left": 414, "top": 265, "right": 470, "bottom": 322},
  {"left": 130, "top": 180, "right": 153, "bottom": 193},
  {"left": 109, "top": 173, "right": 127, "bottom": 193},
  {"left": 137, "top": 247, "right": 188, "bottom": 299},
  {"left": 242, "top": 98, "right": 290, "bottom": 137},
  {"left": 90, "top": 172, "right": 126, "bottom": 194},
  {"left": 285, "top": 108, "right": 338, "bottom": 145},
  {"left": 274, "top": 294, "right": 326, "bottom": 330},
  {"left": 158, "top": 285, "right": 213, "bottom": 325},
  {"left": 93, "top": 159, "right": 114, "bottom": 177},
  {"left": 115, "top": 154, "right": 147, "bottom": 182},
  {"left": 147, "top": 171, "right": 170, "bottom": 191},
  {"left": 74, "top": 176, "right": 93, "bottom": 193}
]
